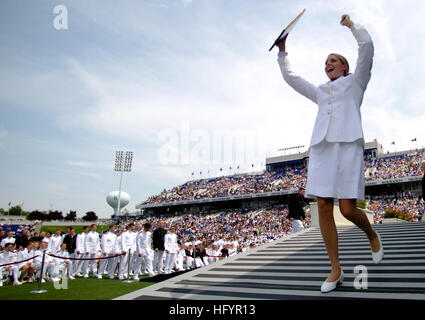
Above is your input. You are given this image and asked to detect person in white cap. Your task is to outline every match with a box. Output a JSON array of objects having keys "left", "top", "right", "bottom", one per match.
[
  {"left": 33, "top": 240, "right": 51, "bottom": 283},
  {"left": 83, "top": 224, "right": 101, "bottom": 278},
  {"left": 53, "top": 242, "right": 75, "bottom": 280},
  {"left": 119, "top": 223, "right": 137, "bottom": 280},
  {"left": 164, "top": 226, "right": 178, "bottom": 274},
  {"left": 16, "top": 241, "right": 36, "bottom": 283},
  {"left": 109, "top": 228, "right": 124, "bottom": 279},
  {"left": 48, "top": 229, "right": 63, "bottom": 254},
  {"left": 98, "top": 225, "right": 117, "bottom": 279},
  {"left": 276, "top": 14, "right": 382, "bottom": 293},
  {"left": 183, "top": 243, "right": 194, "bottom": 270},
  {"left": 134, "top": 223, "right": 155, "bottom": 279},
  {"left": 1, "top": 231, "right": 16, "bottom": 249},
  {"left": 0, "top": 243, "right": 21, "bottom": 285},
  {"left": 74, "top": 226, "right": 89, "bottom": 277},
  {"left": 174, "top": 242, "right": 186, "bottom": 272},
  {"left": 132, "top": 223, "right": 145, "bottom": 279}
]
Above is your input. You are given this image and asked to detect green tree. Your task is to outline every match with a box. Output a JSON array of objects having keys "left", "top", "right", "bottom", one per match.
[
  {"left": 64, "top": 210, "right": 77, "bottom": 221},
  {"left": 47, "top": 210, "right": 64, "bottom": 221},
  {"left": 8, "top": 205, "right": 23, "bottom": 216},
  {"left": 82, "top": 211, "right": 98, "bottom": 221},
  {"left": 27, "top": 210, "right": 48, "bottom": 221}
]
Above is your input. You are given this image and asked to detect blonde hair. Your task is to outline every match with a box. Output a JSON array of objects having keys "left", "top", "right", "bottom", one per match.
[{"left": 329, "top": 53, "right": 349, "bottom": 76}]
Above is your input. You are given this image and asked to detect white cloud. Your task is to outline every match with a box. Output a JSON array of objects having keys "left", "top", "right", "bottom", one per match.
[
  {"left": 0, "top": 128, "right": 7, "bottom": 151},
  {"left": 182, "top": 0, "right": 193, "bottom": 6},
  {"left": 66, "top": 160, "right": 111, "bottom": 169}
]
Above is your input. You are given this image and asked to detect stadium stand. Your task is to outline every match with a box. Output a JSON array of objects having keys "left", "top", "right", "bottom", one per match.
[{"left": 139, "top": 147, "right": 424, "bottom": 206}]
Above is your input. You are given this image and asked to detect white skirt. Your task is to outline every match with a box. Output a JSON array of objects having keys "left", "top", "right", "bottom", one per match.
[{"left": 305, "top": 139, "right": 365, "bottom": 200}]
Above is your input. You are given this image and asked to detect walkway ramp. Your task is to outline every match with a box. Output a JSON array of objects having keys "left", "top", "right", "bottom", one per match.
[{"left": 115, "top": 222, "right": 425, "bottom": 300}]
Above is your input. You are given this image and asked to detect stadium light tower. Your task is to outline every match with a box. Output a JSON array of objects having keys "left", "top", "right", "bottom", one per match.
[{"left": 114, "top": 151, "right": 133, "bottom": 217}]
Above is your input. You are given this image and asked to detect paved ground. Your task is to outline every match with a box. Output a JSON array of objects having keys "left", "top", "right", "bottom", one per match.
[{"left": 115, "top": 222, "right": 425, "bottom": 300}]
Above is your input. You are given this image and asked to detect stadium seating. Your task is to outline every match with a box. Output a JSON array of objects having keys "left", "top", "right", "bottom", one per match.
[{"left": 143, "top": 150, "right": 424, "bottom": 205}]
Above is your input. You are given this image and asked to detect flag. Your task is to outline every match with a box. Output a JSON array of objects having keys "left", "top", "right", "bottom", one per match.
[
  {"left": 191, "top": 172, "right": 194, "bottom": 176},
  {"left": 391, "top": 141, "right": 395, "bottom": 145},
  {"left": 8, "top": 201, "right": 11, "bottom": 206},
  {"left": 220, "top": 168, "right": 222, "bottom": 171},
  {"left": 237, "top": 165, "right": 239, "bottom": 169},
  {"left": 200, "top": 171, "right": 202, "bottom": 175},
  {"left": 229, "top": 166, "right": 232, "bottom": 170},
  {"left": 412, "top": 138, "right": 417, "bottom": 142}
]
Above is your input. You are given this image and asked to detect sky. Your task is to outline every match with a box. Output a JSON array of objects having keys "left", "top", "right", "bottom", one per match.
[{"left": 1, "top": 0, "right": 424, "bottom": 218}]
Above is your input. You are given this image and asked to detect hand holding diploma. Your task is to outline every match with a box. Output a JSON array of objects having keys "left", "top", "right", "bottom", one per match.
[
  {"left": 340, "top": 14, "right": 354, "bottom": 28},
  {"left": 275, "top": 34, "right": 288, "bottom": 52},
  {"left": 269, "top": 8, "right": 306, "bottom": 52}
]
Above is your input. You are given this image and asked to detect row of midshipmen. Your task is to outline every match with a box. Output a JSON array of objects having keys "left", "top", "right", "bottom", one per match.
[{"left": 0, "top": 222, "right": 246, "bottom": 286}]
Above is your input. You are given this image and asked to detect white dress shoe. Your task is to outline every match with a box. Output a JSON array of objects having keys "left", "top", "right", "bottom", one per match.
[
  {"left": 321, "top": 271, "right": 344, "bottom": 293},
  {"left": 372, "top": 231, "right": 384, "bottom": 264}
]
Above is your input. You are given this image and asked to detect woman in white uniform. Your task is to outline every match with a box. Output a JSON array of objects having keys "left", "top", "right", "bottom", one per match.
[{"left": 276, "top": 14, "right": 383, "bottom": 293}]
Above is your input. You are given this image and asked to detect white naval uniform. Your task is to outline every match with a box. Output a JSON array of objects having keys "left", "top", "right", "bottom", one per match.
[
  {"left": 278, "top": 24, "right": 373, "bottom": 200},
  {"left": 33, "top": 249, "right": 44, "bottom": 280},
  {"left": 206, "top": 248, "right": 216, "bottom": 264},
  {"left": 33, "top": 249, "right": 55, "bottom": 280},
  {"left": 16, "top": 248, "right": 34, "bottom": 271},
  {"left": 184, "top": 246, "right": 194, "bottom": 270},
  {"left": 0, "top": 250, "right": 20, "bottom": 284},
  {"left": 98, "top": 231, "right": 117, "bottom": 279},
  {"left": 132, "top": 231, "right": 144, "bottom": 278},
  {"left": 83, "top": 231, "right": 101, "bottom": 277},
  {"left": 134, "top": 230, "right": 155, "bottom": 278},
  {"left": 48, "top": 235, "right": 62, "bottom": 254},
  {"left": 0, "top": 237, "right": 16, "bottom": 248},
  {"left": 292, "top": 219, "right": 305, "bottom": 234},
  {"left": 53, "top": 249, "right": 72, "bottom": 278},
  {"left": 119, "top": 230, "right": 137, "bottom": 279},
  {"left": 175, "top": 248, "right": 185, "bottom": 271},
  {"left": 107, "top": 234, "right": 122, "bottom": 279},
  {"left": 75, "top": 232, "right": 87, "bottom": 274},
  {"left": 164, "top": 232, "right": 178, "bottom": 274}
]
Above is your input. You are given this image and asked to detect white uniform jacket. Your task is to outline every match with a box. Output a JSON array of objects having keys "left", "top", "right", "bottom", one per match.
[
  {"left": 33, "top": 249, "right": 44, "bottom": 266},
  {"left": 101, "top": 232, "right": 117, "bottom": 255},
  {"left": 54, "top": 249, "right": 70, "bottom": 265},
  {"left": 164, "top": 233, "right": 178, "bottom": 254},
  {"left": 136, "top": 230, "right": 153, "bottom": 256},
  {"left": 76, "top": 233, "right": 87, "bottom": 254},
  {"left": 120, "top": 230, "right": 137, "bottom": 253},
  {"left": 85, "top": 231, "right": 101, "bottom": 254},
  {"left": 1, "top": 250, "right": 17, "bottom": 266},
  {"left": 17, "top": 248, "right": 33, "bottom": 268},
  {"left": 278, "top": 24, "right": 374, "bottom": 148},
  {"left": 115, "top": 235, "right": 122, "bottom": 254},
  {"left": 48, "top": 235, "right": 63, "bottom": 254}
]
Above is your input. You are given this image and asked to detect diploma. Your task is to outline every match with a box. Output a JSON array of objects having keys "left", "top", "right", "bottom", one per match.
[{"left": 269, "top": 8, "right": 306, "bottom": 52}]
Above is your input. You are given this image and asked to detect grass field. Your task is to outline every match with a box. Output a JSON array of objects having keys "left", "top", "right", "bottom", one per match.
[
  {"left": 0, "top": 276, "right": 155, "bottom": 300},
  {"left": 40, "top": 225, "right": 110, "bottom": 234}
]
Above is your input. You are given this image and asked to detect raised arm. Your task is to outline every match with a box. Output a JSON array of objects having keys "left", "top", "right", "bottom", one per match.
[
  {"left": 276, "top": 35, "right": 319, "bottom": 104},
  {"left": 342, "top": 14, "right": 374, "bottom": 90}
]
